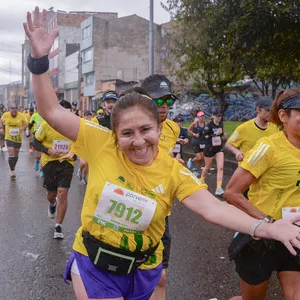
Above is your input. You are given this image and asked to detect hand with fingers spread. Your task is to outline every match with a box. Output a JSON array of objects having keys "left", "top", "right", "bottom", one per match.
[
  {"left": 264, "top": 215, "right": 300, "bottom": 256},
  {"left": 23, "top": 7, "right": 59, "bottom": 58}
]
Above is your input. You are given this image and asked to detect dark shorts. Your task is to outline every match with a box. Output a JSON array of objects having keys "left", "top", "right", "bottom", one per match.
[
  {"left": 64, "top": 250, "right": 162, "bottom": 300},
  {"left": 234, "top": 239, "right": 300, "bottom": 285},
  {"left": 0, "top": 134, "right": 4, "bottom": 141},
  {"left": 192, "top": 143, "right": 205, "bottom": 153},
  {"left": 43, "top": 160, "right": 74, "bottom": 191},
  {"left": 5, "top": 140, "right": 21, "bottom": 149},
  {"left": 204, "top": 145, "right": 223, "bottom": 157},
  {"left": 161, "top": 216, "right": 171, "bottom": 269}
]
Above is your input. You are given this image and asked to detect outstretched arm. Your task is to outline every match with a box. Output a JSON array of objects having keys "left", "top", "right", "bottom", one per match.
[
  {"left": 183, "top": 189, "right": 300, "bottom": 255},
  {"left": 23, "top": 7, "right": 79, "bottom": 141}
]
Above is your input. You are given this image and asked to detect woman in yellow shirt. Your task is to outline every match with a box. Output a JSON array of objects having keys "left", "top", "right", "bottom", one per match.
[
  {"left": 24, "top": 8, "right": 300, "bottom": 300},
  {"left": 225, "top": 86, "right": 300, "bottom": 300}
]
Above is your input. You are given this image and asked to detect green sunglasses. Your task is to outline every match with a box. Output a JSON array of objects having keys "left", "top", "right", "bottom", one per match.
[{"left": 154, "top": 98, "right": 175, "bottom": 107}]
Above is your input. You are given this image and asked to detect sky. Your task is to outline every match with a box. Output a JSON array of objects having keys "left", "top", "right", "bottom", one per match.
[{"left": 0, "top": 0, "right": 170, "bottom": 85}]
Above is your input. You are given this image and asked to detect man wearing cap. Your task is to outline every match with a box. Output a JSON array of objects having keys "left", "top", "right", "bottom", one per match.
[
  {"left": 1, "top": 106, "right": 28, "bottom": 178},
  {"left": 72, "top": 101, "right": 79, "bottom": 116},
  {"left": 225, "top": 96, "right": 278, "bottom": 163},
  {"left": 95, "top": 91, "right": 118, "bottom": 129},
  {"left": 141, "top": 74, "right": 180, "bottom": 300}
]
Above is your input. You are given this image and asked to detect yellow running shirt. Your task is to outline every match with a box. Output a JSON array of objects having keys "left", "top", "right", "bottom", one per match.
[
  {"left": 35, "top": 122, "right": 75, "bottom": 167},
  {"left": 240, "top": 131, "right": 300, "bottom": 220},
  {"left": 72, "top": 119, "right": 206, "bottom": 269},
  {"left": 227, "top": 118, "right": 278, "bottom": 154},
  {"left": 91, "top": 116, "right": 99, "bottom": 124},
  {"left": 1, "top": 112, "right": 27, "bottom": 143},
  {"left": 159, "top": 119, "right": 180, "bottom": 156}
]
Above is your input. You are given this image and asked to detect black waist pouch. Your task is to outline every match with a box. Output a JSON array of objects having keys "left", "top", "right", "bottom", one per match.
[
  {"left": 82, "top": 230, "right": 159, "bottom": 275},
  {"left": 228, "top": 232, "right": 252, "bottom": 261}
]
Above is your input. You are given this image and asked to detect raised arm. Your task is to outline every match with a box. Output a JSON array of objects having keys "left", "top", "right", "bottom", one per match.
[{"left": 23, "top": 7, "right": 79, "bottom": 141}]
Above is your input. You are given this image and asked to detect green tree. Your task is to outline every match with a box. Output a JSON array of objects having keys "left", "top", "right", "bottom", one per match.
[{"left": 163, "top": 0, "right": 300, "bottom": 102}]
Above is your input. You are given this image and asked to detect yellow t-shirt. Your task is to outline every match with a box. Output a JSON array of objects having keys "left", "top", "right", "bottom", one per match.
[
  {"left": 240, "top": 131, "right": 300, "bottom": 220},
  {"left": 228, "top": 118, "right": 279, "bottom": 154},
  {"left": 72, "top": 119, "right": 206, "bottom": 269},
  {"left": 1, "top": 112, "right": 27, "bottom": 143},
  {"left": 91, "top": 116, "right": 99, "bottom": 124},
  {"left": 24, "top": 112, "right": 31, "bottom": 124},
  {"left": 159, "top": 119, "right": 180, "bottom": 156},
  {"left": 35, "top": 122, "right": 75, "bottom": 167}
]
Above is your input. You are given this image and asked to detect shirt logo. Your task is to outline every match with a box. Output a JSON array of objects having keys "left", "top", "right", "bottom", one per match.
[
  {"left": 152, "top": 184, "right": 165, "bottom": 194},
  {"left": 247, "top": 143, "right": 270, "bottom": 166}
]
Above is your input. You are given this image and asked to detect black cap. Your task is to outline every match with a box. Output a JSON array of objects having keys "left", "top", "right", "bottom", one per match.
[
  {"left": 212, "top": 107, "right": 223, "bottom": 116},
  {"left": 72, "top": 101, "right": 77, "bottom": 106},
  {"left": 59, "top": 100, "right": 72, "bottom": 110},
  {"left": 83, "top": 110, "right": 92, "bottom": 116},
  {"left": 141, "top": 74, "right": 175, "bottom": 99},
  {"left": 103, "top": 91, "right": 118, "bottom": 101},
  {"left": 256, "top": 96, "right": 273, "bottom": 110},
  {"left": 173, "top": 116, "right": 184, "bottom": 123}
]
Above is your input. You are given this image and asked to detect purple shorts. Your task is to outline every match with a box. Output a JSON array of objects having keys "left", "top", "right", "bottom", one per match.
[{"left": 64, "top": 250, "right": 162, "bottom": 300}]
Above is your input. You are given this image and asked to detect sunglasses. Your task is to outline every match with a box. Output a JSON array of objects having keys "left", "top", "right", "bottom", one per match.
[{"left": 154, "top": 98, "right": 175, "bottom": 107}]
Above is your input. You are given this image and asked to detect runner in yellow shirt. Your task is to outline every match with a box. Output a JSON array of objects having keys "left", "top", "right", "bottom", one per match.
[
  {"left": 34, "top": 100, "right": 76, "bottom": 239},
  {"left": 225, "top": 96, "right": 278, "bottom": 162},
  {"left": 1, "top": 106, "right": 27, "bottom": 178},
  {"left": 25, "top": 9, "right": 300, "bottom": 300},
  {"left": 225, "top": 87, "right": 300, "bottom": 300}
]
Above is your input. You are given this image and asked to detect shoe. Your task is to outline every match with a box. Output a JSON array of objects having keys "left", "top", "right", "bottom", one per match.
[
  {"left": 33, "top": 160, "right": 39, "bottom": 171},
  {"left": 187, "top": 158, "right": 193, "bottom": 169},
  {"left": 39, "top": 170, "right": 44, "bottom": 177},
  {"left": 215, "top": 187, "right": 224, "bottom": 196},
  {"left": 83, "top": 176, "right": 88, "bottom": 185},
  {"left": 77, "top": 169, "right": 82, "bottom": 181},
  {"left": 48, "top": 201, "right": 57, "bottom": 219},
  {"left": 29, "top": 148, "right": 33, "bottom": 153},
  {"left": 54, "top": 225, "right": 64, "bottom": 239},
  {"left": 10, "top": 170, "right": 16, "bottom": 179},
  {"left": 193, "top": 170, "right": 200, "bottom": 177},
  {"left": 0, "top": 147, "right": 3, "bottom": 152}
]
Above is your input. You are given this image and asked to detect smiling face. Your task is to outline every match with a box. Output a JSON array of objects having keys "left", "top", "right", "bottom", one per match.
[{"left": 115, "top": 106, "right": 161, "bottom": 166}]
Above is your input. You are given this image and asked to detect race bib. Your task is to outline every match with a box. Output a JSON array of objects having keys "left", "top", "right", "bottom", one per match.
[
  {"left": 212, "top": 136, "right": 221, "bottom": 146},
  {"left": 173, "top": 144, "right": 181, "bottom": 153},
  {"left": 199, "top": 144, "right": 205, "bottom": 149},
  {"left": 93, "top": 182, "right": 157, "bottom": 234},
  {"left": 53, "top": 140, "right": 70, "bottom": 154},
  {"left": 10, "top": 128, "right": 19, "bottom": 136},
  {"left": 282, "top": 207, "right": 300, "bottom": 220}
]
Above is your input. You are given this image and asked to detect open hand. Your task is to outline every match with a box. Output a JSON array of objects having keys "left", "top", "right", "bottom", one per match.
[
  {"left": 23, "top": 7, "right": 59, "bottom": 58},
  {"left": 266, "top": 215, "right": 300, "bottom": 255}
]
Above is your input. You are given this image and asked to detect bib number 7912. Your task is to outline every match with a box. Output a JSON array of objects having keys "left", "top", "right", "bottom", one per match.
[{"left": 107, "top": 200, "right": 142, "bottom": 224}]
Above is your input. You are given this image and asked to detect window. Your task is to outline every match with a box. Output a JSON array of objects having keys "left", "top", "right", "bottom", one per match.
[
  {"left": 53, "top": 55, "right": 58, "bottom": 69},
  {"left": 83, "top": 48, "right": 92, "bottom": 62},
  {"left": 82, "top": 25, "right": 91, "bottom": 39},
  {"left": 86, "top": 73, "right": 94, "bottom": 86},
  {"left": 51, "top": 36, "right": 59, "bottom": 52}
]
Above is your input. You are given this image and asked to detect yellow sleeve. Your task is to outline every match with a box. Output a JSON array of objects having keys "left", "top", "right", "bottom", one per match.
[
  {"left": 171, "top": 161, "right": 207, "bottom": 202},
  {"left": 91, "top": 116, "right": 98, "bottom": 124},
  {"left": 1, "top": 113, "right": 6, "bottom": 123},
  {"left": 35, "top": 122, "right": 46, "bottom": 142},
  {"left": 72, "top": 118, "right": 113, "bottom": 164},
  {"left": 227, "top": 125, "right": 243, "bottom": 148},
  {"left": 240, "top": 137, "right": 274, "bottom": 179}
]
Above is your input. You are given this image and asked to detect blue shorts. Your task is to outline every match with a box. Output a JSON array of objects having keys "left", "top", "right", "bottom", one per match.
[{"left": 64, "top": 250, "right": 162, "bottom": 300}]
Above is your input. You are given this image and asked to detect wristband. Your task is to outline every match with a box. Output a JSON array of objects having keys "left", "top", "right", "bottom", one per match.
[
  {"left": 27, "top": 54, "right": 49, "bottom": 75},
  {"left": 250, "top": 219, "right": 265, "bottom": 240}
]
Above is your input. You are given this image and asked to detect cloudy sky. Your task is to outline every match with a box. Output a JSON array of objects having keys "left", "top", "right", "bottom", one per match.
[{"left": 0, "top": 0, "right": 170, "bottom": 85}]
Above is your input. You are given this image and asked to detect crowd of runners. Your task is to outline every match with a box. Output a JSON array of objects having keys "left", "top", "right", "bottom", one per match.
[{"left": 1, "top": 6, "right": 300, "bottom": 300}]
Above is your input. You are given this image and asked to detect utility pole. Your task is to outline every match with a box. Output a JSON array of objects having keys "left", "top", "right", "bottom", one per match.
[
  {"left": 77, "top": 48, "right": 82, "bottom": 110},
  {"left": 149, "top": 0, "right": 154, "bottom": 75}
]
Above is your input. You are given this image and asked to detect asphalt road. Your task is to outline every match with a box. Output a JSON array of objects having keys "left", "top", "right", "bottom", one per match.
[{"left": 0, "top": 142, "right": 283, "bottom": 300}]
